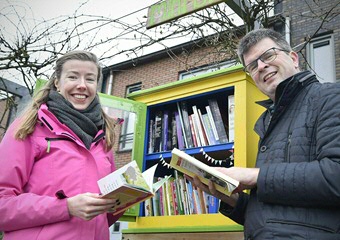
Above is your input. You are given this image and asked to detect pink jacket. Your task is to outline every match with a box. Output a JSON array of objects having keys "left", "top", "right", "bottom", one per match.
[{"left": 0, "top": 104, "right": 122, "bottom": 240}]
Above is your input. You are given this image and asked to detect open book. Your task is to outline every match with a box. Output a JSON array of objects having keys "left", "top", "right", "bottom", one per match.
[
  {"left": 170, "top": 148, "right": 239, "bottom": 196},
  {"left": 98, "top": 160, "right": 170, "bottom": 215}
]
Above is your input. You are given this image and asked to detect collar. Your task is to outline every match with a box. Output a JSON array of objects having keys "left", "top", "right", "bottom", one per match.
[
  {"left": 38, "top": 104, "right": 105, "bottom": 146},
  {"left": 256, "top": 70, "right": 318, "bottom": 110}
]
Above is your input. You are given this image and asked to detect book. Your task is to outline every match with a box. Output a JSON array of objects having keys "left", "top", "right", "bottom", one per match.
[
  {"left": 205, "top": 105, "right": 220, "bottom": 143},
  {"left": 169, "top": 148, "right": 239, "bottom": 196},
  {"left": 192, "top": 105, "right": 207, "bottom": 146},
  {"left": 228, "top": 95, "right": 235, "bottom": 142},
  {"left": 188, "top": 114, "right": 198, "bottom": 147},
  {"left": 98, "top": 160, "right": 170, "bottom": 215},
  {"left": 174, "top": 111, "right": 185, "bottom": 149},
  {"left": 200, "top": 112, "right": 217, "bottom": 145},
  {"left": 171, "top": 112, "right": 178, "bottom": 149},
  {"left": 208, "top": 99, "right": 229, "bottom": 143},
  {"left": 148, "top": 119, "right": 155, "bottom": 154},
  {"left": 162, "top": 110, "right": 170, "bottom": 151},
  {"left": 179, "top": 101, "right": 194, "bottom": 148},
  {"left": 154, "top": 111, "right": 163, "bottom": 152}
]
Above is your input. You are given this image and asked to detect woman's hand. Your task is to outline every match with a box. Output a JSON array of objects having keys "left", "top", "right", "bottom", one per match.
[{"left": 67, "top": 193, "right": 118, "bottom": 221}]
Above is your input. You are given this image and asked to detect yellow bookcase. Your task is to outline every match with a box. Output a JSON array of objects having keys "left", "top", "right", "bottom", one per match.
[{"left": 124, "top": 65, "right": 266, "bottom": 239}]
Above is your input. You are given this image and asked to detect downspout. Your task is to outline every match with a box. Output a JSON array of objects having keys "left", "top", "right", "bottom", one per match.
[
  {"left": 107, "top": 70, "right": 113, "bottom": 95},
  {"left": 285, "top": 16, "right": 291, "bottom": 45}
]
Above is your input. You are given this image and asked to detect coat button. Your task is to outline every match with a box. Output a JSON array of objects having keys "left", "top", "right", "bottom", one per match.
[{"left": 260, "top": 145, "right": 267, "bottom": 152}]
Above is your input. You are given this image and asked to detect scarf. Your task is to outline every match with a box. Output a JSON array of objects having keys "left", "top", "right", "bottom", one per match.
[{"left": 47, "top": 90, "right": 103, "bottom": 149}]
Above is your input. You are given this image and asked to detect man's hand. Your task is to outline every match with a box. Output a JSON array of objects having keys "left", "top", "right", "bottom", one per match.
[
  {"left": 215, "top": 167, "right": 259, "bottom": 192},
  {"left": 187, "top": 175, "right": 239, "bottom": 207},
  {"left": 67, "top": 193, "right": 118, "bottom": 221}
]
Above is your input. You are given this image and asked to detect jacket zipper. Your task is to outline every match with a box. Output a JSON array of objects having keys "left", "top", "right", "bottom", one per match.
[
  {"left": 285, "top": 134, "right": 292, "bottom": 163},
  {"left": 45, "top": 137, "right": 73, "bottom": 153}
]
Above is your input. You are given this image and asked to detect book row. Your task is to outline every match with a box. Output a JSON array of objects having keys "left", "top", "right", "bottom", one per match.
[
  {"left": 144, "top": 170, "right": 220, "bottom": 217},
  {"left": 148, "top": 95, "right": 235, "bottom": 154}
]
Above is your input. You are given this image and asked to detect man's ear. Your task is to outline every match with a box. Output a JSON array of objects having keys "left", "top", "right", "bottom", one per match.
[{"left": 290, "top": 51, "right": 299, "bottom": 69}]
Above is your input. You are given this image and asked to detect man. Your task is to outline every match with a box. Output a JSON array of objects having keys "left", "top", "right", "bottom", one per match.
[{"left": 191, "top": 28, "right": 340, "bottom": 239}]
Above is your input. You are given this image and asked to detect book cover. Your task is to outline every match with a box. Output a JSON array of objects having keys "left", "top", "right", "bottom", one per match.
[
  {"left": 174, "top": 111, "right": 185, "bottom": 149},
  {"left": 171, "top": 112, "right": 178, "bottom": 149},
  {"left": 228, "top": 95, "right": 235, "bottom": 142},
  {"left": 98, "top": 160, "right": 170, "bottom": 215},
  {"left": 154, "top": 111, "right": 163, "bottom": 152},
  {"left": 200, "top": 112, "right": 217, "bottom": 145},
  {"left": 190, "top": 113, "right": 201, "bottom": 147},
  {"left": 178, "top": 173, "right": 189, "bottom": 215},
  {"left": 186, "top": 180, "right": 195, "bottom": 214},
  {"left": 179, "top": 101, "right": 194, "bottom": 148},
  {"left": 197, "top": 108, "right": 209, "bottom": 146},
  {"left": 152, "top": 189, "right": 160, "bottom": 216},
  {"left": 169, "top": 148, "right": 239, "bottom": 196},
  {"left": 165, "top": 178, "right": 174, "bottom": 215},
  {"left": 192, "top": 105, "right": 207, "bottom": 146},
  {"left": 205, "top": 105, "right": 220, "bottom": 143},
  {"left": 162, "top": 110, "right": 169, "bottom": 151},
  {"left": 148, "top": 119, "right": 155, "bottom": 154},
  {"left": 208, "top": 99, "right": 229, "bottom": 143},
  {"left": 173, "top": 170, "right": 185, "bottom": 215}
]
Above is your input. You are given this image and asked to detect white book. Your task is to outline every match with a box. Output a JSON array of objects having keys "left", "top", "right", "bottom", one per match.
[
  {"left": 205, "top": 105, "right": 219, "bottom": 142},
  {"left": 170, "top": 148, "right": 239, "bottom": 196},
  {"left": 228, "top": 95, "right": 235, "bottom": 142}
]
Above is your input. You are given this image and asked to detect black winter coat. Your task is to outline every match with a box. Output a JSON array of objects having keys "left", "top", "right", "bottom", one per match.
[{"left": 220, "top": 71, "right": 340, "bottom": 240}]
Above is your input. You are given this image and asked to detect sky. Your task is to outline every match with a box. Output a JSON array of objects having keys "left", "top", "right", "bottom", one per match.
[
  {"left": 0, "top": 0, "right": 163, "bottom": 85},
  {"left": 0, "top": 0, "right": 241, "bottom": 85}
]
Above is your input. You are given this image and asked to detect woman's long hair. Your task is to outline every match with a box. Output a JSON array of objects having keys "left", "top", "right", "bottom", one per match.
[{"left": 14, "top": 50, "right": 116, "bottom": 151}]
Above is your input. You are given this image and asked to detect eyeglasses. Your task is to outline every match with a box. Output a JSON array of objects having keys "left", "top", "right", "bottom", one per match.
[{"left": 243, "top": 47, "right": 290, "bottom": 75}]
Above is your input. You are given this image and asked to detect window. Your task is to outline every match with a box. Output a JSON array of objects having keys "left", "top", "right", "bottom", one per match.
[
  {"left": 118, "top": 83, "right": 142, "bottom": 151},
  {"left": 307, "top": 35, "right": 336, "bottom": 83},
  {"left": 179, "top": 60, "right": 236, "bottom": 80}
]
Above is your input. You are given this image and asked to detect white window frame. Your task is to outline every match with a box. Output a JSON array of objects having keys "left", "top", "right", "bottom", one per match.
[
  {"left": 179, "top": 60, "right": 236, "bottom": 80},
  {"left": 118, "top": 83, "right": 142, "bottom": 151},
  {"left": 307, "top": 34, "right": 336, "bottom": 83}
]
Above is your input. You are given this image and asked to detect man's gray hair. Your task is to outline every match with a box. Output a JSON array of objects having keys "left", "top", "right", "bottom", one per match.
[{"left": 237, "top": 28, "right": 292, "bottom": 66}]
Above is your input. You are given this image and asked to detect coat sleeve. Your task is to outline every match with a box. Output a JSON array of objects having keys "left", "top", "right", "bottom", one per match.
[
  {"left": 219, "top": 192, "right": 249, "bottom": 225},
  {"left": 106, "top": 149, "right": 126, "bottom": 226},
  {"left": 0, "top": 121, "right": 70, "bottom": 231},
  {"left": 257, "top": 85, "right": 340, "bottom": 207}
]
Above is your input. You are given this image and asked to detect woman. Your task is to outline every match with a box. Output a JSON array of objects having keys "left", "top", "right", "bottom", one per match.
[{"left": 0, "top": 50, "right": 123, "bottom": 240}]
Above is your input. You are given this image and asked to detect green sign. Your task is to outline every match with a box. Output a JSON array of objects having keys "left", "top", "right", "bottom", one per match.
[{"left": 146, "top": 0, "right": 225, "bottom": 29}]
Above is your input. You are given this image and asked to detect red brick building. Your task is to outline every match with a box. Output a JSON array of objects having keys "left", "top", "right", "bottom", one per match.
[{"left": 101, "top": 0, "right": 340, "bottom": 169}]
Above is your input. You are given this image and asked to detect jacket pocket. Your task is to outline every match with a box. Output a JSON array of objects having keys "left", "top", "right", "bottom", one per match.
[{"left": 266, "top": 219, "right": 336, "bottom": 233}]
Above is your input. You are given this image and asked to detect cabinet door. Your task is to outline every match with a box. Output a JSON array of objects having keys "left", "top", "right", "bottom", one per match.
[{"left": 99, "top": 93, "right": 147, "bottom": 218}]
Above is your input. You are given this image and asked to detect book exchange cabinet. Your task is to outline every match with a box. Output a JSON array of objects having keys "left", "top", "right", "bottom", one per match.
[{"left": 98, "top": 65, "right": 267, "bottom": 239}]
